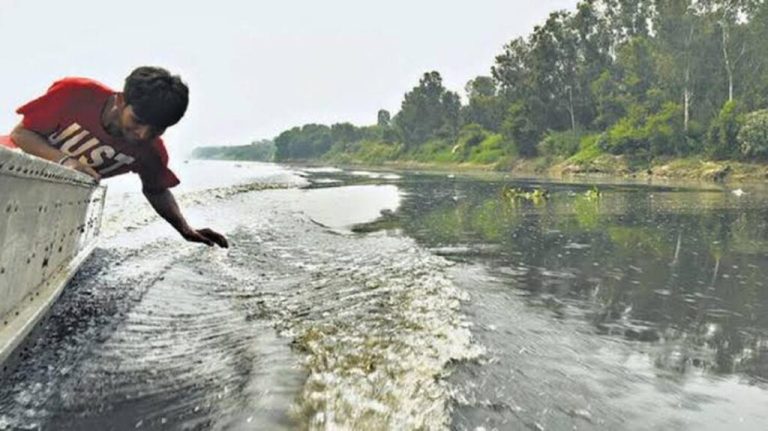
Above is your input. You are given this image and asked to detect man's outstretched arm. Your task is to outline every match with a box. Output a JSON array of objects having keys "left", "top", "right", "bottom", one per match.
[{"left": 143, "top": 188, "right": 229, "bottom": 248}]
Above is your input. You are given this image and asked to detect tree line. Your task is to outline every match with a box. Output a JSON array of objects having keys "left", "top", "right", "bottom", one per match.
[
  {"left": 272, "top": 0, "right": 768, "bottom": 166},
  {"left": 191, "top": 139, "right": 275, "bottom": 161}
]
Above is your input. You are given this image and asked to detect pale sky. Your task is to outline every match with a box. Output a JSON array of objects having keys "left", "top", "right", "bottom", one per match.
[{"left": 0, "top": 0, "right": 577, "bottom": 157}]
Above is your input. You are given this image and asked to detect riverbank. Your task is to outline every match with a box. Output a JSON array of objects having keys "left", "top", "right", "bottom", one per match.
[
  {"left": 553, "top": 154, "right": 768, "bottom": 183},
  {"left": 275, "top": 154, "right": 768, "bottom": 184}
]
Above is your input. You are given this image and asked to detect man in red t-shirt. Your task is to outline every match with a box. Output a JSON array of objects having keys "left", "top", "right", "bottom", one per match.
[{"left": 3, "top": 66, "right": 228, "bottom": 248}]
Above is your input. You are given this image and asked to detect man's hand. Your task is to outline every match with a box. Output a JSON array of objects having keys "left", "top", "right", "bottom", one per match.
[
  {"left": 62, "top": 158, "right": 101, "bottom": 181},
  {"left": 181, "top": 227, "right": 229, "bottom": 248},
  {"left": 144, "top": 188, "right": 229, "bottom": 248},
  {"left": 10, "top": 124, "right": 101, "bottom": 182}
]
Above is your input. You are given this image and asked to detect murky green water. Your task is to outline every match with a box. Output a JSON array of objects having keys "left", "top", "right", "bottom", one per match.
[{"left": 345, "top": 172, "right": 768, "bottom": 430}]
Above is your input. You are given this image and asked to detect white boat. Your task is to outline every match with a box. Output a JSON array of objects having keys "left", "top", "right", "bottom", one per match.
[{"left": 0, "top": 147, "right": 105, "bottom": 368}]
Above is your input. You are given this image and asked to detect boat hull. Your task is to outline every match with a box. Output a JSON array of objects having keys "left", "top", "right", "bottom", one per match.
[{"left": 0, "top": 147, "right": 105, "bottom": 367}]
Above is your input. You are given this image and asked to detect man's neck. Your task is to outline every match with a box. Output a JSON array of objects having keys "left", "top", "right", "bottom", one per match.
[{"left": 101, "top": 94, "right": 123, "bottom": 138}]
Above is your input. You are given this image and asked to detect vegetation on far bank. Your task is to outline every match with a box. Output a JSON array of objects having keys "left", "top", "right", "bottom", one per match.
[
  {"left": 191, "top": 139, "right": 275, "bottom": 162},
  {"left": 194, "top": 0, "right": 768, "bottom": 181}
]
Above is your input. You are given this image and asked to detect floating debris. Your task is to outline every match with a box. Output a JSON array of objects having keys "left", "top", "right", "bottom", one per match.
[
  {"left": 502, "top": 186, "right": 550, "bottom": 204},
  {"left": 584, "top": 186, "right": 601, "bottom": 200}
]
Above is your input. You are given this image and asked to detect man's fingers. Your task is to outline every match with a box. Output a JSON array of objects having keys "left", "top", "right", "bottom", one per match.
[
  {"left": 207, "top": 231, "right": 228, "bottom": 248},
  {"left": 198, "top": 236, "right": 215, "bottom": 247},
  {"left": 196, "top": 232, "right": 215, "bottom": 246},
  {"left": 199, "top": 228, "right": 229, "bottom": 248},
  {"left": 61, "top": 159, "right": 100, "bottom": 180},
  {"left": 214, "top": 236, "right": 229, "bottom": 248},
  {"left": 78, "top": 165, "right": 100, "bottom": 181},
  {"left": 184, "top": 228, "right": 228, "bottom": 248}
]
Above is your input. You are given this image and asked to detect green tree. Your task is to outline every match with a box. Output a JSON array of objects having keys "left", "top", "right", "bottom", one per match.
[
  {"left": 602, "top": 0, "right": 653, "bottom": 44},
  {"left": 527, "top": 10, "right": 580, "bottom": 132},
  {"left": 591, "top": 36, "right": 658, "bottom": 131},
  {"left": 462, "top": 76, "right": 504, "bottom": 132},
  {"left": 394, "top": 71, "right": 461, "bottom": 147},
  {"left": 274, "top": 124, "right": 333, "bottom": 160},
  {"left": 501, "top": 103, "right": 540, "bottom": 157},
  {"left": 698, "top": 0, "right": 756, "bottom": 102},
  {"left": 706, "top": 100, "right": 743, "bottom": 159},
  {"left": 331, "top": 123, "right": 361, "bottom": 145},
  {"left": 377, "top": 109, "right": 391, "bottom": 127},
  {"left": 571, "top": 0, "right": 613, "bottom": 127},
  {"left": 492, "top": 38, "right": 531, "bottom": 104},
  {"left": 735, "top": 0, "right": 768, "bottom": 110},
  {"left": 653, "top": 0, "right": 705, "bottom": 133}
]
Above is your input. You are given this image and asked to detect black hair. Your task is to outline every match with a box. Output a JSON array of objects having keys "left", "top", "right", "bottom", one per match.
[{"left": 123, "top": 66, "right": 189, "bottom": 129}]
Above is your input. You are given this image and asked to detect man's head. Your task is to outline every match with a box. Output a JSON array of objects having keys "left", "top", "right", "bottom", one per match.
[{"left": 117, "top": 66, "right": 189, "bottom": 143}]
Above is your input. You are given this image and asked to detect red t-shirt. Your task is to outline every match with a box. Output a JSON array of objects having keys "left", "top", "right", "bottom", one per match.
[{"left": 13, "top": 77, "right": 180, "bottom": 192}]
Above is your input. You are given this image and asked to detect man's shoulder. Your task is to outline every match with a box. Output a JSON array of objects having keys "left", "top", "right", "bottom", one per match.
[{"left": 49, "top": 77, "right": 113, "bottom": 95}]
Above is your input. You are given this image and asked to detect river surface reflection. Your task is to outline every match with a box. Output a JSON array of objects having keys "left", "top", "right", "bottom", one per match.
[{"left": 343, "top": 171, "right": 768, "bottom": 430}]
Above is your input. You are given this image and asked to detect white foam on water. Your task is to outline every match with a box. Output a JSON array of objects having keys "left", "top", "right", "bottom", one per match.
[
  {"left": 349, "top": 171, "right": 401, "bottom": 180},
  {"left": 301, "top": 167, "right": 344, "bottom": 174},
  {"left": 100, "top": 161, "right": 308, "bottom": 239},
  {"left": 212, "top": 188, "right": 484, "bottom": 430}
]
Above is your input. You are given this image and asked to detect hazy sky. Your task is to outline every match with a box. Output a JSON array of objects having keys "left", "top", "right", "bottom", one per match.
[{"left": 0, "top": 0, "right": 577, "bottom": 156}]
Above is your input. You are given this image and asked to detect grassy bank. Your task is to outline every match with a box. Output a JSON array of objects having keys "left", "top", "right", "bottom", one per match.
[
  {"left": 282, "top": 152, "right": 768, "bottom": 184},
  {"left": 552, "top": 154, "right": 768, "bottom": 182}
]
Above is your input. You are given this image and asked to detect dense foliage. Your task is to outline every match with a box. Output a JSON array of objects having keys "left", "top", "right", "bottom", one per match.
[
  {"left": 192, "top": 140, "right": 275, "bottom": 161},
  {"left": 738, "top": 109, "right": 768, "bottom": 159},
  {"left": 204, "top": 0, "right": 768, "bottom": 168}
]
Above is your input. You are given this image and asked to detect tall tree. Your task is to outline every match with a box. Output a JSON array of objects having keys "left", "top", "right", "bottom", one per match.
[
  {"left": 527, "top": 10, "right": 580, "bottom": 131},
  {"left": 394, "top": 71, "right": 461, "bottom": 147},
  {"left": 698, "top": 0, "right": 755, "bottom": 103},
  {"left": 377, "top": 109, "right": 391, "bottom": 127},
  {"left": 653, "top": 0, "right": 699, "bottom": 132},
  {"left": 572, "top": 0, "right": 615, "bottom": 127},
  {"left": 602, "top": 0, "right": 653, "bottom": 52},
  {"left": 493, "top": 37, "right": 532, "bottom": 104},
  {"left": 462, "top": 76, "right": 504, "bottom": 131}
]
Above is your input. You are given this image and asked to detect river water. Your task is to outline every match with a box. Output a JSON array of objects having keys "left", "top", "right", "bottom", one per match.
[{"left": 2, "top": 160, "right": 768, "bottom": 430}]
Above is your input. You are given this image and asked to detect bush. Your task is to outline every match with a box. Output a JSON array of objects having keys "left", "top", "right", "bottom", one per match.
[
  {"left": 356, "top": 140, "right": 403, "bottom": 163},
  {"left": 537, "top": 130, "right": 584, "bottom": 158},
  {"left": 600, "top": 103, "right": 685, "bottom": 157},
  {"left": 323, "top": 138, "right": 402, "bottom": 164},
  {"left": 501, "top": 103, "right": 540, "bottom": 157},
  {"left": 451, "top": 124, "right": 490, "bottom": 160},
  {"left": 457, "top": 124, "right": 489, "bottom": 148},
  {"left": 408, "top": 138, "right": 456, "bottom": 163},
  {"left": 599, "top": 105, "right": 647, "bottom": 155},
  {"left": 737, "top": 109, "right": 768, "bottom": 160},
  {"left": 467, "top": 134, "right": 505, "bottom": 164},
  {"left": 568, "top": 134, "right": 603, "bottom": 164},
  {"left": 706, "top": 101, "right": 743, "bottom": 160},
  {"left": 644, "top": 102, "right": 686, "bottom": 156}
]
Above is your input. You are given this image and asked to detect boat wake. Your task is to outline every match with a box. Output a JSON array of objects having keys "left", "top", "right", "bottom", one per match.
[{"left": 1, "top": 169, "right": 481, "bottom": 430}]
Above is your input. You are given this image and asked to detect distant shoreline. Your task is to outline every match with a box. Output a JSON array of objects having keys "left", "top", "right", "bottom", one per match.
[{"left": 194, "top": 155, "right": 768, "bottom": 185}]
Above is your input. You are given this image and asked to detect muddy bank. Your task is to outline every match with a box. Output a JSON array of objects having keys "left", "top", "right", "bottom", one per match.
[{"left": 283, "top": 155, "right": 768, "bottom": 184}]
